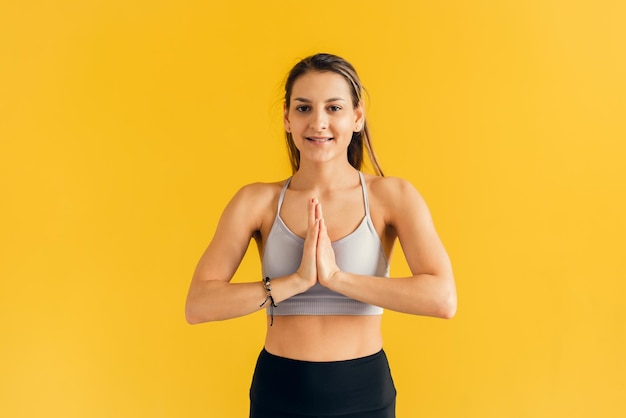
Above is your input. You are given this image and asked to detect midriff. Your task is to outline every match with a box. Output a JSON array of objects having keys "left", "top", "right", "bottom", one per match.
[{"left": 264, "top": 315, "right": 383, "bottom": 361}]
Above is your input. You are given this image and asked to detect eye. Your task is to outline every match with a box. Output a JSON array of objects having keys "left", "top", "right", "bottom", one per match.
[
  {"left": 295, "top": 105, "right": 310, "bottom": 112},
  {"left": 328, "top": 105, "right": 342, "bottom": 112}
]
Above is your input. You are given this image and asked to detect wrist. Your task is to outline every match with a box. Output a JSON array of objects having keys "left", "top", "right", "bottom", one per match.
[
  {"left": 259, "top": 277, "right": 278, "bottom": 326},
  {"left": 322, "top": 269, "right": 344, "bottom": 290},
  {"left": 293, "top": 270, "right": 316, "bottom": 292}
]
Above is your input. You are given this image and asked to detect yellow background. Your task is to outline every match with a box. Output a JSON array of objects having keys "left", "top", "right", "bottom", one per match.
[{"left": 1, "top": 0, "right": 625, "bottom": 417}]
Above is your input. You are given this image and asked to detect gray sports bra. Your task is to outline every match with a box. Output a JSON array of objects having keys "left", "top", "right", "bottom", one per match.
[{"left": 262, "top": 172, "right": 389, "bottom": 316}]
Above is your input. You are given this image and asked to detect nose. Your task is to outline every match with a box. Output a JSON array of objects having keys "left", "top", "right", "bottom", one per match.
[{"left": 309, "top": 109, "right": 328, "bottom": 131}]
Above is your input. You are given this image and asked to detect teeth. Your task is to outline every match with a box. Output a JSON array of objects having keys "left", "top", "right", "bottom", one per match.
[{"left": 308, "top": 138, "right": 331, "bottom": 142}]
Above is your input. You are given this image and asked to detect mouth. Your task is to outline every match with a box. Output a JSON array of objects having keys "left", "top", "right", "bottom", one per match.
[{"left": 306, "top": 137, "right": 333, "bottom": 143}]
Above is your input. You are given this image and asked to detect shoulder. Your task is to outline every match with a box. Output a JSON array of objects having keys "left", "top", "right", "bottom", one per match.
[
  {"left": 215, "top": 179, "right": 290, "bottom": 233},
  {"left": 224, "top": 179, "right": 289, "bottom": 217},
  {"left": 230, "top": 175, "right": 294, "bottom": 200},
  {"left": 231, "top": 180, "right": 285, "bottom": 203},
  {"left": 365, "top": 174, "right": 423, "bottom": 203},
  {"left": 364, "top": 174, "right": 429, "bottom": 223}
]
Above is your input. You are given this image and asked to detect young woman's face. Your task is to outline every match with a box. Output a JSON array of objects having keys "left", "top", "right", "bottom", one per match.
[{"left": 284, "top": 71, "right": 363, "bottom": 166}]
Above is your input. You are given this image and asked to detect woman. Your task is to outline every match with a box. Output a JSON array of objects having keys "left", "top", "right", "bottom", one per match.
[{"left": 185, "top": 53, "right": 456, "bottom": 418}]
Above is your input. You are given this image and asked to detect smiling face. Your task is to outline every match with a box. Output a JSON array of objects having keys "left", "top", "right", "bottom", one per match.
[{"left": 284, "top": 71, "right": 364, "bottom": 168}]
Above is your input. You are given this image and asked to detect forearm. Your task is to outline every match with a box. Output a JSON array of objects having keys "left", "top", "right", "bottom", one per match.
[
  {"left": 185, "top": 273, "right": 308, "bottom": 324},
  {"left": 329, "top": 271, "right": 457, "bottom": 319}
]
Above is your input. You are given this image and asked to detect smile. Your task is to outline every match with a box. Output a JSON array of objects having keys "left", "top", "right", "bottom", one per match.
[{"left": 307, "top": 137, "right": 333, "bottom": 142}]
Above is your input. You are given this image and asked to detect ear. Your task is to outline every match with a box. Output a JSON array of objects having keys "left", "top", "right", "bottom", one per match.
[
  {"left": 354, "top": 101, "right": 365, "bottom": 132},
  {"left": 283, "top": 102, "right": 291, "bottom": 133}
]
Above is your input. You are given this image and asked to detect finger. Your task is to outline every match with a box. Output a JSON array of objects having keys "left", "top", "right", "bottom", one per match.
[
  {"left": 319, "top": 217, "right": 329, "bottom": 243},
  {"left": 308, "top": 197, "right": 318, "bottom": 228},
  {"left": 305, "top": 203, "right": 320, "bottom": 248},
  {"left": 299, "top": 216, "right": 319, "bottom": 284},
  {"left": 315, "top": 200, "right": 323, "bottom": 222},
  {"left": 317, "top": 218, "right": 339, "bottom": 286},
  {"left": 317, "top": 217, "right": 325, "bottom": 245}
]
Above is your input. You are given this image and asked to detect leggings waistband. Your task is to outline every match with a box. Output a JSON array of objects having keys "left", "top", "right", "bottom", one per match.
[{"left": 250, "top": 348, "right": 396, "bottom": 417}]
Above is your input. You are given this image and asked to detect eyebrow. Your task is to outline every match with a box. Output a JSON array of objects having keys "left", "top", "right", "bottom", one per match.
[{"left": 293, "top": 97, "right": 347, "bottom": 103}]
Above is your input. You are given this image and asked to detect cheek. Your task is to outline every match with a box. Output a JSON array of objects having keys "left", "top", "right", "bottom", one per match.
[
  {"left": 336, "top": 115, "right": 356, "bottom": 132},
  {"left": 289, "top": 114, "right": 307, "bottom": 129}
]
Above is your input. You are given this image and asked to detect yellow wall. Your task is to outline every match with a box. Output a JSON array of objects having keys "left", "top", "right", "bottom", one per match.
[{"left": 1, "top": 1, "right": 625, "bottom": 417}]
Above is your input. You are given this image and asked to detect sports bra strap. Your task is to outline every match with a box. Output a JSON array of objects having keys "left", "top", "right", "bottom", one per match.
[
  {"left": 276, "top": 177, "right": 292, "bottom": 213},
  {"left": 358, "top": 171, "right": 370, "bottom": 217}
]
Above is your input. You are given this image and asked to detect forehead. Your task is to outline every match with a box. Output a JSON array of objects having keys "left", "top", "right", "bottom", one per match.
[{"left": 290, "top": 71, "right": 352, "bottom": 100}]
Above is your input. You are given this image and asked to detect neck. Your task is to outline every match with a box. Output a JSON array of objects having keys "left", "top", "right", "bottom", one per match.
[{"left": 291, "top": 161, "right": 359, "bottom": 192}]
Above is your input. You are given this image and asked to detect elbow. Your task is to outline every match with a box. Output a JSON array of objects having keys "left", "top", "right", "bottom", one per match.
[
  {"left": 439, "top": 293, "right": 457, "bottom": 319},
  {"left": 438, "top": 286, "right": 457, "bottom": 319},
  {"left": 185, "top": 299, "right": 211, "bottom": 325},
  {"left": 185, "top": 299, "right": 224, "bottom": 324},
  {"left": 430, "top": 277, "right": 457, "bottom": 319},
  {"left": 185, "top": 294, "right": 199, "bottom": 324},
  {"left": 186, "top": 308, "right": 216, "bottom": 325},
  {"left": 185, "top": 285, "right": 220, "bottom": 324},
  {"left": 185, "top": 307, "right": 202, "bottom": 325},
  {"left": 185, "top": 283, "right": 231, "bottom": 324}
]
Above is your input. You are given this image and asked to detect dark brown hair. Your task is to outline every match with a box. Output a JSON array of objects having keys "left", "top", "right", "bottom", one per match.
[{"left": 284, "top": 53, "right": 384, "bottom": 176}]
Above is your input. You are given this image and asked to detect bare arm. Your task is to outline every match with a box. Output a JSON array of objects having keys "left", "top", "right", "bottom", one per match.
[
  {"left": 185, "top": 185, "right": 317, "bottom": 324},
  {"left": 317, "top": 177, "right": 457, "bottom": 319}
]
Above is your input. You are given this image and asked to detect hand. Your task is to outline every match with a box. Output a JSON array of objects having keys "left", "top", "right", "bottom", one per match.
[
  {"left": 296, "top": 198, "right": 321, "bottom": 289},
  {"left": 315, "top": 203, "right": 340, "bottom": 287}
]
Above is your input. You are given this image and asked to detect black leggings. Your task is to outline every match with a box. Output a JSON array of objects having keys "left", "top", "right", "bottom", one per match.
[{"left": 249, "top": 348, "right": 396, "bottom": 418}]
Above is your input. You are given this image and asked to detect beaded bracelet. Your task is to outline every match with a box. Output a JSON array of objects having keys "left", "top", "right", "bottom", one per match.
[{"left": 259, "top": 276, "right": 278, "bottom": 326}]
